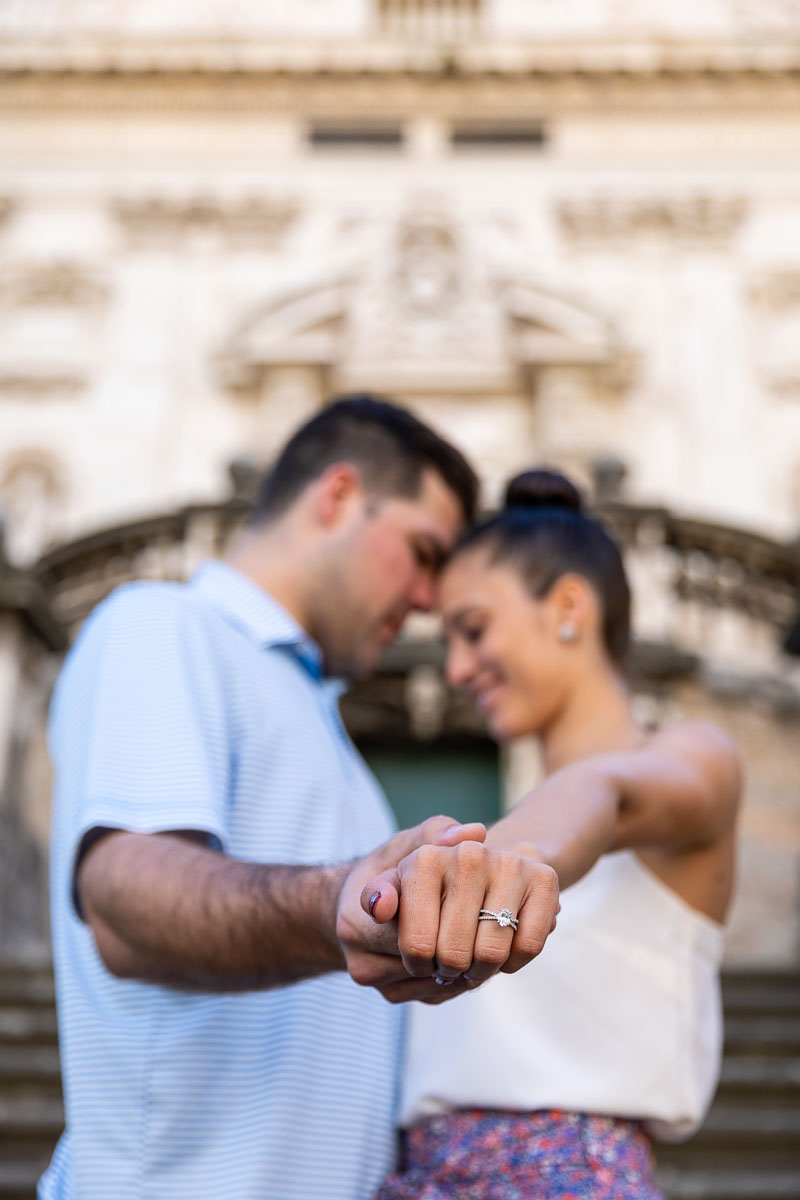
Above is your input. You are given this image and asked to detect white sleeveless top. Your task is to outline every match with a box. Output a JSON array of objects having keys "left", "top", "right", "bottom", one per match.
[{"left": 400, "top": 849, "right": 725, "bottom": 1143}]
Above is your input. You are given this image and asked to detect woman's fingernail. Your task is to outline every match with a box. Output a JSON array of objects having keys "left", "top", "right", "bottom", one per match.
[
  {"left": 434, "top": 976, "right": 454, "bottom": 986},
  {"left": 368, "top": 891, "right": 381, "bottom": 918}
]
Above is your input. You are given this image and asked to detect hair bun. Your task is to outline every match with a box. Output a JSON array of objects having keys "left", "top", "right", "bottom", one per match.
[{"left": 504, "top": 469, "right": 584, "bottom": 514}]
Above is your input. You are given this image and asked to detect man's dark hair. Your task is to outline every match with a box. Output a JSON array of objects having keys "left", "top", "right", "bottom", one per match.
[{"left": 250, "top": 394, "right": 479, "bottom": 524}]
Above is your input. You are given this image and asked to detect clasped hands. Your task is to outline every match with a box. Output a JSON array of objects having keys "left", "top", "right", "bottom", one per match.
[{"left": 336, "top": 816, "right": 559, "bottom": 1005}]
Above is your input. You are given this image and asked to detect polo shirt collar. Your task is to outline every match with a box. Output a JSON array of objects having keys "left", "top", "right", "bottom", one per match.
[{"left": 189, "top": 560, "right": 324, "bottom": 678}]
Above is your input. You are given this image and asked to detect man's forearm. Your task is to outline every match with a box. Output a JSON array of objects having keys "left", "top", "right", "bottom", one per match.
[{"left": 79, "top": 831, "right": 349, "bottom": 990}]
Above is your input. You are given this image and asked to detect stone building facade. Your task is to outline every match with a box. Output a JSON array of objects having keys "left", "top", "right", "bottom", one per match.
[{"left": 0, "top": 0, "right": 798, "bottom": 963}]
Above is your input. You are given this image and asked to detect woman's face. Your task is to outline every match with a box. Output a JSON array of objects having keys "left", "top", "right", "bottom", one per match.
[{"left": 439, "top": 550, "right": 577, "bottom": 741}]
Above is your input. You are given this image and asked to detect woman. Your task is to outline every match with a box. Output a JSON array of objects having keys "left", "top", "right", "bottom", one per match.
[{"left": 375, "top": 469, "right": 741, "bottom": 1200}]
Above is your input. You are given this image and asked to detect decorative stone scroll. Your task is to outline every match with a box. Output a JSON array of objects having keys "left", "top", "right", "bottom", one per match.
[
  {"left": 111, "top": 196, "right": 299, "bottom": 249},
  {"left": 556, "top": 195, "right": 748, "bottom": 244}
]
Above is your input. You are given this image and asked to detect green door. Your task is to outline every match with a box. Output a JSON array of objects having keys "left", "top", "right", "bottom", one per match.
[{"left": 360, "top": 739, "right": 500, "bottom": 832}]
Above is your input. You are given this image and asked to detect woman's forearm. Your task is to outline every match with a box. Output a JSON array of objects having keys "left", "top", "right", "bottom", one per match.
[{"left": 485, "top": 761, "right": 621, "bottom": 889}]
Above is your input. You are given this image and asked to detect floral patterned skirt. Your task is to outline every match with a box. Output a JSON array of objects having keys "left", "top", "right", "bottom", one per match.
[{"left": 375, "top": 1109, "right": 665, "bottom": 1200}]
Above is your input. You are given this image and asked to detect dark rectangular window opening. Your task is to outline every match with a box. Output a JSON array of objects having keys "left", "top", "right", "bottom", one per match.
[
  {"left": 451, "top": 123, "right": 547, "bottom": 150},
  {"left": 309, "top": 123, "right": 404, "bottom": 149}
]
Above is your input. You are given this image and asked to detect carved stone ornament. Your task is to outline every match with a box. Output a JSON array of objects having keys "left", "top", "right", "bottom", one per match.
[
  {"left": 749, "top": 270, "right": 800, "bottom": 312},
  {"left": 112, "top": 197, "right": 299, "bottom": 249},
  {"left": 215, "top": 272, "right": 353, "bottom": 395},
  {"left": 0, "top": 369, "right": 85, "bottom": 397},
  {"left": 0, "top": 261, "right": 109, "bottom": 310},
  {"left": 556, "top": 196, "right": 748, "bottom": 243},
  {"left": 378, "top": 0, "right": 484, "bottom": 40},
  {"left": 395, "top": 210, "right": 460, "bottom": 319}
]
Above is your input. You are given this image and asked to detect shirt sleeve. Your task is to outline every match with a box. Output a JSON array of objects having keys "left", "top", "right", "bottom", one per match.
[{"left": 49, "top": 583, "right": 232, "bottom": 915}]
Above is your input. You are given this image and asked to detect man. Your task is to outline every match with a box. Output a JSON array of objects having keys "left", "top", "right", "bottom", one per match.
[{"left": 40, "top": 396, "right": 558, "bottom": 1200}]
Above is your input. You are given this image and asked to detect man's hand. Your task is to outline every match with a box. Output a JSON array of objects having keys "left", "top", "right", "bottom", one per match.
[
  {"left": 336, "top": 815, "right": 486, "bottom": 1004},
  {"left": 358, "top": 842, "right": 559, "bottom": 1001}
]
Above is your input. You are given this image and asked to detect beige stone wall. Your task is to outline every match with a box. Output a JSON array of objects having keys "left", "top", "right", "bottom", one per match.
[{"left": 1, "top": 60, "right": 799, "bottom": 550}]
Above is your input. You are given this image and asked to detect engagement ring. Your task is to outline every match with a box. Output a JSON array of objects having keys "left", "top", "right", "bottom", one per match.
[{"left": 478, "top": 907, "right": 519, "bottom": 931}]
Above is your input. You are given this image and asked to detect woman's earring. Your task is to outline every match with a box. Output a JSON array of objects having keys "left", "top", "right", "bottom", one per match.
[{"left": 557, "top": 623, "right": 577, "bottom": 643}]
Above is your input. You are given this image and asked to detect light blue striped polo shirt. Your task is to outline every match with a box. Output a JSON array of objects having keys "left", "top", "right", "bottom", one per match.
[{"left": 39, "top": 560, "right": 403, "bottom": 1200}]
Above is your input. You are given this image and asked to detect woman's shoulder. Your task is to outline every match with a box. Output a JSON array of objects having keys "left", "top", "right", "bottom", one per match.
[
  {"left": 643, "top": 719, "right": 742, "bottom": 819},
  {"left": 646, "top": 718, "right": 740, "bottom": 768}
]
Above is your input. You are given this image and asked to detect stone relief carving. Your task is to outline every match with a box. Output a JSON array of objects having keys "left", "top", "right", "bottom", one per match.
[
  {"left": 112, "top": 196, "right": 299, "bottom": 249},
  {"left": 0, "top": 370, "right": 85, "bottom": 397},
  {"left": 215, "top": 272, "right": 353, "bottom": 395},
  {"left": 764, "top": 374, "right": 800, "bottom": 401},
  {"left": 749, "top": 270, "right": 800, "bottom": 311},
  {"left": 496, "top": 275, "right": 635, "bottom": 393},
  {"left": 378, "top": 0, "right": 483, "bottom": 40},
  {"left": 0, "top": 454, "right": 62, "bottom": 566},
  {"left": 556, "top": 196, "right": 748, "bottom": 243},
  {"left": 395, "top": 210, "right": 460, "bottom": 318},
  {"left": 0, "top": 261, "right": 109, "bottom": 310}
]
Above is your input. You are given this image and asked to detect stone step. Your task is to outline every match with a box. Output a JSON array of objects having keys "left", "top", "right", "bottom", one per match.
[
  {"left": 0, "top": 1096, "right": 63, "bottom": 1142},
  {"left": 0, "top": 1007, "right": 58, "bottom": 1045},
  {"left": 722, "top": 969, "right": 800, "bottom": 991},
  {"left": 0, "top": 1159, "right": 53, "bottom": 1200},
  {"left": 0, "top": 1044, "right": 62, "bottom": 1089},
  {"left": 717, "top": 1054, "right": 800, "bottom": 1096},
  {"left": 721, "top": 978, "right": 800, "bottom": 1015},
  {"left": 0, "top": 970, "right": 54, "bottom": 1009},
  {"left": 656, "top": 1166, "right": 800, "bottom": 1200},
  {"left": 688, "top": 1104, "right": 800, "bottom": 1140},
  {"left": 723, "top": 1015, "right": 800, "bottom": 1055},
  {"left": 654, "top": 1106, "right": 800, "bottom": 1175}
]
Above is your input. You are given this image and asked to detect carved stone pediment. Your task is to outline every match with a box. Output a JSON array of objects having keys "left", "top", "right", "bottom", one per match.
[
  {"left": 215, "top": 244, "right": 636, "bottom": 398},
  {"left": 498, "top": 277, "right": 621, "bottom": 367},
  {"left": 216, "top": 272, "right": 354, "bottom": 394}
]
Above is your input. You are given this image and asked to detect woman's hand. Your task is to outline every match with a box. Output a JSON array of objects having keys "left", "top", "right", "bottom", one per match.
[
  {"left": 361, "top": 842, "right": 559, "bottom": 993},
  {"left": 337, "top": 815, "right": 491, "bottom": 1004}
]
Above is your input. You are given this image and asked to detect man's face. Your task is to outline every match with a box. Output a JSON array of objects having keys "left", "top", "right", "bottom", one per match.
[{"left": 316, "top": 468, "right": 465, "bottom": 679}]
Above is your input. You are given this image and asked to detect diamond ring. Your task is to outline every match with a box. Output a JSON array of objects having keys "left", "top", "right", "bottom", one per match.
[{"left": 478, "top": 908, "right": 519, "bottom": 931}]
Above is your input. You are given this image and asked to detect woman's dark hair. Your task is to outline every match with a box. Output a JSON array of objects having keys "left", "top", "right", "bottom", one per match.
[{"left": 456, "top": 468, "right": 631, "bottom": 666}]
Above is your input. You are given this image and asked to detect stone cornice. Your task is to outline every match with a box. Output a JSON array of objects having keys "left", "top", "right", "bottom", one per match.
[
  {"left": 1, "top": 76, "right": 799, "bottom": 117},
  {"left": 1, "top": 38, "right": 800, "bottom": 75},
  {"left": 1, "top": 40, "right": 800, "bottom": 114}
]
